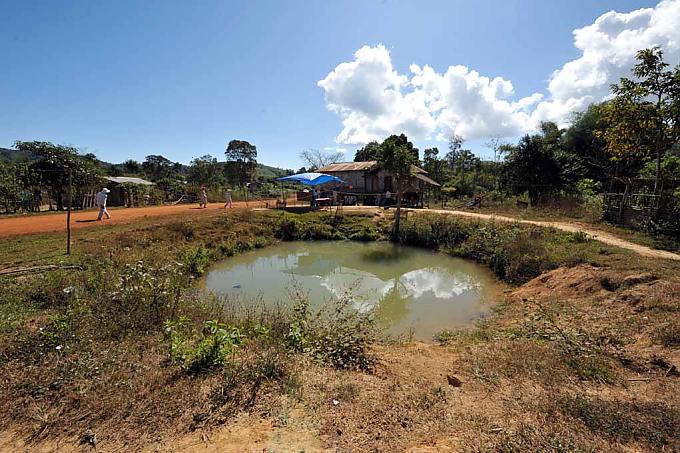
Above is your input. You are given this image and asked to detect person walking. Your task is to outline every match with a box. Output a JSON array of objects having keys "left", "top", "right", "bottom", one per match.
[
  {"left": 96, "top": 188, "right": 111, "bottom": 220},
  {"left": 199, "top": 186, "right": 208, "bottom": 208},
  {"left": 223, "top": 189, "right": 233, "bottom": 209}
]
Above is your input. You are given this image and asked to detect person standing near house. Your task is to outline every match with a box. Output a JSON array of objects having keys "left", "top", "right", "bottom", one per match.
[
  {"left": 311, "top": 188, "right": 317, "bottom": 208},
  {"left": 199, "top": 186, "right": 208, "bottom": 208},
  {"left": 223, "top": 189, "right": 233, "bottom": 209},
  {"left": 96, "top": 188, "right": 111, "bottom": 221},
  {"left": 381, "top": 189, "right": 392, "bottom": 207}
]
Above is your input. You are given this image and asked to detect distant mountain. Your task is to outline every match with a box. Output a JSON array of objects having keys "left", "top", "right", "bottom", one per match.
[
  {"left": 1, "top": 147, "right": 290, "bottom": 181},
  {"left": 0, "top": 148, "right": 32, "bottom": 163},
  {"left": 257, "top": 163, "right": 290, "bottom": 180}
]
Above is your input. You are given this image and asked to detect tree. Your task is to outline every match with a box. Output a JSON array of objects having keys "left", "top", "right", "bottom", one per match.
[
  {"left": 376, "top": 134, "right": 419, "bottom": 237},
  {"left": 142, "top": 155, "right": 176, "bottom": 181},
  {"left": 225, "top": 140, "right": 257, "bottom": 186},
  {"left": 600, "top": 47, "right": 680, "bottom": 191},
  {"left": 445, "top": 134, "right": 471, "bottom": 175},
  {"left": 122, "top": 159, "right": 142, "bottom": 174},
  {"left": 422, "top": 147, "right": 446, "bottom": 183},
  {"left": 354, "top": 141, "right": 381, "bottom": 161},
  {"left": 485, "top": 137, "right": 509, "bottom": 163},
  {"left": 0, "top": 161, "right": 34, "bottom": 213},
  {"left": 14, "top": 141, "right": 102, "bottom": 210},
  {"left": 561, "top": 104, "right": 611, "bottom": 186},
  {"left": 188, "top": 154, "right": 224, "bottom": 187},
  {"left": 299, "top": 149, "right": 343, "bottom": 171},
  {"left": 501, "top": 131, "right": 563, "bottom": 206}
]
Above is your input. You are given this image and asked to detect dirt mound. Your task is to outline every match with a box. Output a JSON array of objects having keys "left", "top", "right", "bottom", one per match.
[
  {"left": 612, "top": 278, "right": 680, "bottom": 308},
  {"left": 510, "top": 264, "right": 612, "bottom": 301}
]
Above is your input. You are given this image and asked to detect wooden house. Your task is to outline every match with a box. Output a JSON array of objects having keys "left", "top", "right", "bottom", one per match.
[{"left": 318, "top": 161, "right": 440, "bottom": 206}]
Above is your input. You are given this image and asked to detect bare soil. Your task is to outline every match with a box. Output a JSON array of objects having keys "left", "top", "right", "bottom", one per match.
[{"left": 0, "top": 201, "right": 270, "bottom": 238}]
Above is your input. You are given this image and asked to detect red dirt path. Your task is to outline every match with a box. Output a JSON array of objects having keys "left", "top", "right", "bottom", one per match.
[{"left": 0, "top": 201, "right": 269, "bottom": 238}]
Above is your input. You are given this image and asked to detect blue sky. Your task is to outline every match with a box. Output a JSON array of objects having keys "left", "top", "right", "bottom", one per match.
[{"left": 0, "top": 0, "right": 669, "bottom": 168}]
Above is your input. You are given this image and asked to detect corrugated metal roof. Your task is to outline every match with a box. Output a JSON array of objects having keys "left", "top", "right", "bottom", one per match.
[
  {"left": 414, "top": 173, "right": 441, "bottom": 186},
  {"left": 319, "top": 161, "right": 377, "bottom": 172},
  {"left": 105, "top": 176, "right": 155, "bottom": 185},
  {"left": 320, "top": 161, "right": 430, "bottom": 175}
]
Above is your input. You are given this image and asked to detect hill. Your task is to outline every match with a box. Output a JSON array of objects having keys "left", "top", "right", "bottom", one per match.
[
  {"left": 257, "top": 163, "right": 289, "bottom": 180},
  {"left": 1, "top": 147, "right": 290, "bottom": 182},
  {"left": 0, "top": 148, "right": 32, "bottom": 163}
]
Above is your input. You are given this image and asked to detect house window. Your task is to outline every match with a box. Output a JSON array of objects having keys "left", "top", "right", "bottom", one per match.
[{"left": 384, "top": 176, "right": 393, "bottom": 192}]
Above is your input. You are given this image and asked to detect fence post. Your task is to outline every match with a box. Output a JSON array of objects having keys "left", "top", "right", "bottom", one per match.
[{"left": 66, "top": 168, "right": 72, "bottom": 255}]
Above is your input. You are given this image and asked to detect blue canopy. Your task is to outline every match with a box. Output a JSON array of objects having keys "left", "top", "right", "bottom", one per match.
[{"left": 275, "top": 172, "right": 345, "bottom": 186}]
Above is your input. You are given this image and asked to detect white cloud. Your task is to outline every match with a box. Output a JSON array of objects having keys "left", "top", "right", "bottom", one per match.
[
  {"left": 532, "top": 0, "right": 680, "bottom": 126},
  {"left": 318, "top": 0, "right": 680, "bottom": 145},
  {"left": 323, "top": 146, "right": 347, "bottom": 153}
]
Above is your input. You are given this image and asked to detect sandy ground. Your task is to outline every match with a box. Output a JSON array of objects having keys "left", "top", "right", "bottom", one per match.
[
  {"left": 0, "top": 200, "right": 271, "bottom": 238},
  {"left": 0, "top": 203, "right": 678, "bottom": 260}
]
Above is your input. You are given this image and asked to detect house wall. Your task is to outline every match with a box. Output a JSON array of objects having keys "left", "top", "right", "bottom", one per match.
[
  {"left": 323, "top": 171, "right": 368, "bottom": 192},
  {"left": 324, "top": 169, "right": 426, "bottom": 194}
]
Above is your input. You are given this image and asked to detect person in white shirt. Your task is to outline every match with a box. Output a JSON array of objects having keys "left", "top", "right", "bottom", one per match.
[
  {"left": 96, "top": 188, "right": 111, "bottom": 220},
  {"left": 223, "top": 189, "right": 233, "bottom": 209},
  {"left": 199, "top": 186, "right": 208, "bottom": 208}
]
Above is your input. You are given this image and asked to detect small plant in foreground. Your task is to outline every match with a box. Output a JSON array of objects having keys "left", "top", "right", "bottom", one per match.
[{"left": 165, "top": 318, "right": 244, "bottom": 373}]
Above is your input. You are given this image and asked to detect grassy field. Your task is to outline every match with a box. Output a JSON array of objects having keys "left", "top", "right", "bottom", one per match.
[{"left": 1, "top": 208, "right": 678, "bottom": 451}]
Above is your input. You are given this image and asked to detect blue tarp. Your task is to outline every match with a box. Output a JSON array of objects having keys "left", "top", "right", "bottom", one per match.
[{"left": 275, "top": 172, "right": 345, "bottom": 186}]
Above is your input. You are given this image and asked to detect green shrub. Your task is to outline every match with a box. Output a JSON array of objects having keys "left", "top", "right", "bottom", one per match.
[
  {"left": 165, "top": 318, "right": 244, "bottom": 374},
  {"left": 277, "top": 217, "right": 301, "bottom": 240},
  {"left": 181, "top": 246, "right": 211, "bottom": 275},
  {"left": 109, "top": 260, "right": 186, "bottom": 336}
]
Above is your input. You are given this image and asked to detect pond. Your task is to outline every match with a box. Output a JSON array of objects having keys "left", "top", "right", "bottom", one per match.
[{"left": 202, "top": 241, "right": 500, "bottom": 340}]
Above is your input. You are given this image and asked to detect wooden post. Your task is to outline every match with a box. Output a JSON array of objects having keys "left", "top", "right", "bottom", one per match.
[{"left": 66, "top": 168, "right": 72, "bottom": 255}]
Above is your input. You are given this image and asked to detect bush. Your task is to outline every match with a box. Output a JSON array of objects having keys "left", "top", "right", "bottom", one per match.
[
  {"left": 181, "top": 246, "right": 211, "bottom": 275},
  {"left": 287, "top": 290, "right": 376, "bottom": 371},
  {"left": 277, "top": 217, "right": 301, "bottom": 241},
  {"left": 108, "top": 260, "right": 186, "bottom": 336},
  {"left": 166, "top": 318, "right": 244, "bottom": 374}
]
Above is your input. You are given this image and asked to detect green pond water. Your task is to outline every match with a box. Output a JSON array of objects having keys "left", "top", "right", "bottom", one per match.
[{"left": 202, "top": 241, "right": 499, "bottom": 340}]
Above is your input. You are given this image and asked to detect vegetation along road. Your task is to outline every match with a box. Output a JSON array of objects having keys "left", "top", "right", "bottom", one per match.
[
  {"left": 350, "top": 206, "right": 680, "bottom": 261},
  {"left": 1, "top": 202, "right": 678, "bottom": 261}
]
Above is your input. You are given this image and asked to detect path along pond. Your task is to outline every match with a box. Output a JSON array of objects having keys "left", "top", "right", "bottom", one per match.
[{"left": 202, "top": 241, "right": 500, "bottom": 341}]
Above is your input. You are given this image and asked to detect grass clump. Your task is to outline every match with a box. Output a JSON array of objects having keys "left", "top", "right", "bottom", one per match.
[
  {"left": 520, "top": 300, "right": 620, "bottom": 384},
  {"left": 477, "top": 422, "right": 597, "bottom": 453},
  {"left": 558, "top": 394, "right": 680, "bottom": 448},
  {"left": 652, "top": 317, "right": 680, "bottom": 347}
]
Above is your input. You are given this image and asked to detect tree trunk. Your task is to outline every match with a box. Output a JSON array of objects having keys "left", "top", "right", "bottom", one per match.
[
  {"left": 56, "top": 187, "right": 64, "bottom": 211},
  {"left": 655, "top": 149, "right": 661, "bottom": 194},
  {"left": 393, "top": 191, "right": 402, "bottom": 240}
]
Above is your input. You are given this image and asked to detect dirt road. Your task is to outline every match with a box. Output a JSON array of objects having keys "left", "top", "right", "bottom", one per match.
[
  {"left": 0, "top": 200, "right": 269, "bottom": 238},
  {"left": 348, "top": 206, "right": 680, "bottom": 261}
]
